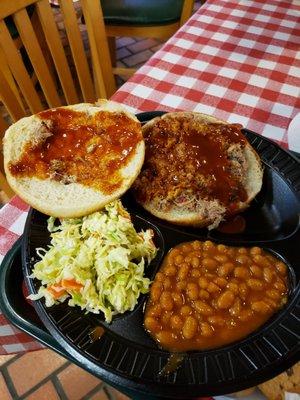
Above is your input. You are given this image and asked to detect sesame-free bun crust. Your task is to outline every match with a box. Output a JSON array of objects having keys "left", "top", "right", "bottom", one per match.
[
  {"left": 133, "top": 112, "right": 263, "bottom": 229},
  {"left": 4, "top": 100, "right": 145, "bottom": 218}
]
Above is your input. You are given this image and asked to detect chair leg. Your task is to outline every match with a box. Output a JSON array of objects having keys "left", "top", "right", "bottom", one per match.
[{"left": 108, "top": 36, "right": 116, "bottom": 67}]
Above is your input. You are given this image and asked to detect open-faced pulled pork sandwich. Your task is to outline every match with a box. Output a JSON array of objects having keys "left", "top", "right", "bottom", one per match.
[
  {"left": 132, "top": 112, "right": 263, "bottom": 229},
  {"left": 4, "top": 100, "right": 144, "bottom": 218}
]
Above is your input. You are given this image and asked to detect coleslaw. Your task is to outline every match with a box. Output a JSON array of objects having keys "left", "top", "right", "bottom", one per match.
[{"left": 28, "top": 200, "right": 157, "bottom": 322}]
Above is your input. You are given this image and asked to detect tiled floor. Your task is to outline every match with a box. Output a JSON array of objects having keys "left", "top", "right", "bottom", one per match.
[
  {"left": 0, "top": 350, "right": 129, "bottom": 400},
  {"left": 0, "top": 3, "right": 207, "bottom": 399}
]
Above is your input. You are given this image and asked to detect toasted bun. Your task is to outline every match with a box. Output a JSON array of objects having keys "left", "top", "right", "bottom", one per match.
[
  {"left": 4, "top": 100, "right": 144, "bottom": 218},
  {"left": 133, "top": 112, "right": 263, "bottom": 229}
]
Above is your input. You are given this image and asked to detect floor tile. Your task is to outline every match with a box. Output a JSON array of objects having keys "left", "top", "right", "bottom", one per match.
[
  {"left": 122, "top": 50, "right": 154, "bottom": 67},
  {"left": 25, "top": 381, "right": 60, "bottom": 400},
  {"left": 58, "top": 364, "right": 100, "bottom": 400},
  {"left": 0, "top": 373, "right": 12, "bottom": 400},
  {"left": 8, "top": 349, "right": 66, "bottom": 396},
  {"left": 117, "top": 47, "right": 132, "bottom": 60},
  {"left": 116, "top": 37, "right": 137, "bottom": 48},
  {"left": 89, "top": 388, "right": 109, "bottom": 400},
  {"left": 127, "top": 38, "right": 160, "bottom": 54},
  {"left": 0, "top": 355, "right": 17, "bottom": 367}
]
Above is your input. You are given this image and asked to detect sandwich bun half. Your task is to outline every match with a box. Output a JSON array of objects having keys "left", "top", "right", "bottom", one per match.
[
  {"left": 132, "top": 112, "right": 263, "bottom": 229},
  {"left": 4, "top": 100, "right": 144, "bottom": 218}
]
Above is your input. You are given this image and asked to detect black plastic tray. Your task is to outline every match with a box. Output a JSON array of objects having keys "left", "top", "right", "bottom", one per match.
[
  {"left": 0, "top": 239, "right": 158, "bottom": 400},
  {"left": 22, "top": 112, "right": 300, "bottom": 398}
]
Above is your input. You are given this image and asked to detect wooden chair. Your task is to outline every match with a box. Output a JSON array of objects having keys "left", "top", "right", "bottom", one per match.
[
  {"left": 101, "top": 0, "right": 196, "bottom": 78},
  {"left": 0, "top": 0, "right": 116, "bottom": 199}
]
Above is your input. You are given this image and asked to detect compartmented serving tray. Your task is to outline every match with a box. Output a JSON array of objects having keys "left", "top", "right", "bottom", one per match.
[{"left": 22, "top": 112, "right": 300, "bottom": 398}]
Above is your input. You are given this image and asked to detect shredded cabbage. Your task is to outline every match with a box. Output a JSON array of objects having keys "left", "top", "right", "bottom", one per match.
[{"left": 28, "top": 200, "right": 157, "bottom": 322}]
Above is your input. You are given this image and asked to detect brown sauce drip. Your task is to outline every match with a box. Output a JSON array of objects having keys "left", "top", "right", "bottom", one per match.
[
  {"left": 89, "top": 326, "right": 105, "bottom": 343},
  {"left": 135, "top": 120, "right": 248, "bottom": 209},
  {"left": 159, "top": 353, "right": 185, "bottom": 376},
  {"left": 217, "top": 215, "right": 246, "bottom": 234},
  {"left": 9, "top": 108, "right": 142, "bottom": 194}
]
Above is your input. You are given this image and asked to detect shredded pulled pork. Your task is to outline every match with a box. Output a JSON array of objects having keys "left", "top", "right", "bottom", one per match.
[{"left": 133, "top": 115, "right": 248, "bottom": 216}]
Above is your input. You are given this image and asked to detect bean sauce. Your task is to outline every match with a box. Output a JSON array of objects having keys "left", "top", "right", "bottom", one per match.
[{"left": 144, "top": 241, "right": 288, "bottom": 352}]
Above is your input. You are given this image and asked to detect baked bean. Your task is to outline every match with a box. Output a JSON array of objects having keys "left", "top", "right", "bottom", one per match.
[
  {"left": 264, "top": 298, "right": 277, "bottom": 309},
  {"left": 165, "top": 266, "right": 177, "bottom": 277},
  {"left": 226, "top": 282, "right": 239, "bottom": 295},
  {"left": 218, "top": 262, "right": 235, "bottom": 277},
  {"left": 156, "top": 331, "right": 174, "bottom": 346},
  {"left": 250, "top": 265, "right": 263, "bottom": 278},
  {"left": 198, "top": 277, "right": 209, "bottom": 289},
  {"left": 160, "top": 292, "right": 174, "bottom": 311},
  {"left": 170, "top": 248, "right": 180, "bottom": 258},
  {"left": 180, "top": 305, "right": 192, "bottom": 316},
  {"left": 247, "top": 278, "right": 264, "bottom": 291},
  {"left": 214, "top": 277, "right": 227, "bottom": 288},
  {"left": 182, "top": 316, "right": 198, "bottom": 339},
  {"left": 253, "top": 255, "right": 270, "bottom": 268},
  {"left": 192, "top": 241, "right": 202, "bottom": 250},
  {"left": 170, "top": 315, "right": 183, "bottom": 330},
  {"left": 275, "top": 261, "right": 287, "bottom": 276},
  {"left": 148, "top": 304, "right": 162, "bottom": 317},
  {"left": 200, "top": 322, "right": 214, "bottom": 337},
  {"left": 184, "top": 256, "right": 192, "bottom": 264},
  {"left": 217, "top": 244, "right": 227, "bottom": 253},
  {"left": 263, "top": 267, "right": 275, "bottom": 283},
  {"left": 274, "top": 279, "right": 286, "bottom": 292},
  {"left": 175, "top": 254, "right": 184, "bottom": 265},
  {"left": 239, "top": 283, "right": 248, "bottom": 299},
  {"left": 178, "top": 263, "right": 189, "bottom": 280},
  {"left": 187, "top": 283, "right": 199, "bottom": 300},
  {"left": 145, "top": 317, "right": 161, "bottom": 332},
  {"left": 181, "top": 243, "right": 193, "bottom": 253},
  {"left": 191, "top": 269, "right": 201, "bottom": 278},
  {"left": 176, "top": 281, "right": 186, "bottom": 291},
  {"left": 162, "top": 311, "right": 172, "bottom": 325},
  {"left": 214, "top": 254, "right": 229, "bottom": 263},
  {"left": 173, "top": 292, "right": 183, "bottom": 307},
  {"left": 155, "top": 272, "right": 164, "bottom": 282},
  {"left": 238, "top": 247, "right": 247, "bottom": 254},
  {"left": 192, "top": 257, "right": 200, "bottom": 268},
  {"left": 203, "top": 240, "right": 214, "bottom": 250},
  {"left": 145, "top": 240, "right": 288, "bottom": 352},
  {"left": 208, "top": 315, "right": 225, "bottom": 327},
  {"left": 234, "top": 267, "right": 250, "bottom": 279},
  {"left": 267, "top": 289, "right": 281, "bottom": 300},
  {"left": 229, "top": 299, "right": 241, "bottom": 316},
  {"left": 227, "top": 248, "right": 236, "bottom": 257},
  {"left": 236, "top": 255, "right": 251, "bottom": 265},
  {"left": 217, "top": 290, "right": 235, "bottom": 309},
  {"left": 251, "top": 301, "right": 271, "bottom": 314},
  {"left": 194, "top": 300, "right": 213, "bottom": 316},
  {"left": 199, "top": 289, "right": 210, "bottom": 300},
  {"left": 203, "top": 258, "right": 218, "bottom": 270},
  {"left": 250, "top": 246, "right": 262, "bottom": 256},
  {"left": 163, "top": 277, "right": 172, "bottom": 289},
  {"left": 207, "top": 282, "right": 220, "bottom": 293},
  {"left": 150, "top": 284, "right": 162, "bottom": 302}
]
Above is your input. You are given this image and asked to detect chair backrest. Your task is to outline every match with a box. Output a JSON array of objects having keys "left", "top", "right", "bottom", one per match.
[
  {"left": 0, "top": 0, "right": 116, "bottom": 115},
  {"left": 0, "top": 0, "right": 116, "bottom": 199}
]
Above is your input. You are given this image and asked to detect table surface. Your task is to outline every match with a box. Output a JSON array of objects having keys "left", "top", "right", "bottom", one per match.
[{"left": 0, "top": 0, "right": 299, "bottom": 362}]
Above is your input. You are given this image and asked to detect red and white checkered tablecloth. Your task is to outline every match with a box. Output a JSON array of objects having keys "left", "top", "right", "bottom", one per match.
[
  {"left": 0, "top": 0, "right": 299, "bottom": 356},
  {"left": 114, "top": 0, "right": 300, "bottom": 149}
]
